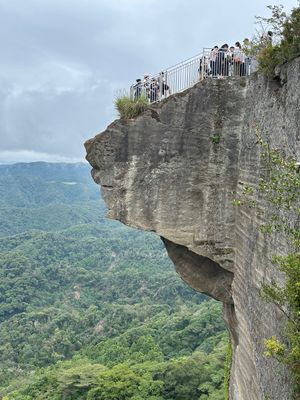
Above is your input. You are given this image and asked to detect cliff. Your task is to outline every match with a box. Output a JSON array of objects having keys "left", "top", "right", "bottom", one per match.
[{"left": 85, "top": 57, "right": 300, "bottom": 400}]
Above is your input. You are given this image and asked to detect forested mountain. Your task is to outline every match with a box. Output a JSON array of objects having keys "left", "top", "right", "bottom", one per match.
[{"left": 0, "top": 162, "right": 227, "bottom": 399}]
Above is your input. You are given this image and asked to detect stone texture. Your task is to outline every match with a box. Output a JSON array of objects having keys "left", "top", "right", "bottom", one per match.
[{"left": 85, "top": 57, "right": 300, "bottom": 399}]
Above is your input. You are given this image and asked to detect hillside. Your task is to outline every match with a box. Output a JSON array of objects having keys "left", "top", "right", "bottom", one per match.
[{"left": 0, "top": 163, "right": 227, "bottom": 399}]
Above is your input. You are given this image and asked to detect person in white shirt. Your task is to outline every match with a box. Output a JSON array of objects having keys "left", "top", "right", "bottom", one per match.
[
  {"left": 208, "top": 46, "right": 219, "bottom": 77},
  {"left": 233, "top": 42, "right": 245, "bottom": 76}
]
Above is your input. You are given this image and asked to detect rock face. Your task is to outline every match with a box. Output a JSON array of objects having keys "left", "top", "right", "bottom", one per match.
[{"left": 85, "top": 57, "right": 300, "bottom": 400}]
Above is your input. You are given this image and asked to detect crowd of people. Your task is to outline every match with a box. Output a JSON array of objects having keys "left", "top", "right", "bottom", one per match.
[
  {"left": 132, "top": 71, "right": 171, "bottom": 103},
  {"left": 202, "top": 40, "right": 254, "bottom": 78},
  {"left": 131, "top": 38, "right": 261, "bottom": 103}
]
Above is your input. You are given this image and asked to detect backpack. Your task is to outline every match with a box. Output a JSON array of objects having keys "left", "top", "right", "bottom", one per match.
[
  {"left": 233, "top": 48, "right": 242, "bottom": 62},
  {"left": 217, "top": 49, "right": 226, "bottom": 62}
]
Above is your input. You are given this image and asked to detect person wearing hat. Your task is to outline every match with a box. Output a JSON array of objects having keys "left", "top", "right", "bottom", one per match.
[{"left": 134, "top": 78, "right": 142, "bottom": 100}]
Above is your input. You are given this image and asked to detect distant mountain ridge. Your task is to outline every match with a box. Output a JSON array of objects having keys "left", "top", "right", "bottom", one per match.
[
  {"left": 0, "top": 161, "right": 90, "bottom": 181},
  {"left": 0, "top": 162, "right": 100, "bottom": 207},
  {"left": 0, "top": 162, "right": 105, "bottom": 236}
]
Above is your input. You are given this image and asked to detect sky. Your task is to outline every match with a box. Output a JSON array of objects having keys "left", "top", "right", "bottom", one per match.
[{"left": 0, "top": 0, "right": 298, "bottom": 163}]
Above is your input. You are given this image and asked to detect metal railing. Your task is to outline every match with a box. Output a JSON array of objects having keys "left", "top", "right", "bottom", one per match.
[
  {"left": 130, "top": 47, "right": 257, "bottom": 104},
  {"left": 201, "top": 48, "right": 254, "bottom": 79}
]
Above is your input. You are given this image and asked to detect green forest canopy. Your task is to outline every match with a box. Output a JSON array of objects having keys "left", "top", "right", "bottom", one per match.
[{"left": 0, "top": 162, "right": 227, "bottom": 400}]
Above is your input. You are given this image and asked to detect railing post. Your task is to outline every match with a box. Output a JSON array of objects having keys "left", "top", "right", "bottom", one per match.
[
  {"left": 159, "top": 71, "right": 163, "bottom": 101},
  {"left": 130, "top": 85, "right": 134, "bottom": 101},
  {"left": 165, "top": 71, "right": 168, "bottom": 97},
  {"left": 200, "top": 49, "right": 205, "bottom": 80}
]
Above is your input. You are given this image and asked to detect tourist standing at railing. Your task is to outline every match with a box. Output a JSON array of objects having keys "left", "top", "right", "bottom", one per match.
[
  {"left": 261, "top": 31, "right": 273, "bottom": 46},
  {"left": 158, "top": 72, "right": 171, "bottom": 99},
  {"left": 228, "top": 47, "right": 235, "bottom": 76},
  {"left": 208, "top": 46, "right": 219, "bottom": 77},
  {"left": 157, "top": 72, "right": 164, "bottom": 97},
  {"left": 161, "top": 81, "right": 171, "bottom": 97},
  {"left": 216, "top": 44, "right": 229, "bottom": 77},
  {"left": 233, "top": 42, "right": 245, "bottom": 76},
  {"left": 133, "top": 79, "right": 142, "bottom": 100},
  {"left": 142, "top": 74, "right": 150, "bottom": 98},
  {"left": 242, "top": 38, "right": 252, "bottom": 76},
  {"left": 150, "top": 78, "right": 159, "bottom": 103}
]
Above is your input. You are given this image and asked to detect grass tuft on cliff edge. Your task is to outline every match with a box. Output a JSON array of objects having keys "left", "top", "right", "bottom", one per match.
[{"left": 115, "top": 95, "right": 148, "bottom": 120}]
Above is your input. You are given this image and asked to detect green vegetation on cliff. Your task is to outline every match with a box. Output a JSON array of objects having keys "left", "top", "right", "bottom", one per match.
[
  {"left": 0, "top": 163, "right": 227, "bottom": 399},
  {"left": 256, "top": 4, "right": 300, "bottom": 75},
  {"left": 235, "top": 131, "right": 300, "bottom": 397},
  {"left": 115, "top": 95, "right": 148, "bottom": 120}
]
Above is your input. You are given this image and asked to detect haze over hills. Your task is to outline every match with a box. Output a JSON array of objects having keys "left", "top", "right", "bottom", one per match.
[{"left": 0, "top": 162, "right": 227, "bottom": 399}]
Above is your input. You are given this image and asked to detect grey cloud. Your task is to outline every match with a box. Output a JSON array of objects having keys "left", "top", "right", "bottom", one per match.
[{"left": 0, "top": 0, "right": 298, "bottom": 161}]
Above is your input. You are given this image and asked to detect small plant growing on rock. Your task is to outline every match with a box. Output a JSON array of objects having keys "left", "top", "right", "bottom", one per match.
[
  {"left": 264, "top": 336, "right": 286, "bottom": 359},
  {"left": 210, "top": 135, "right": 221, "bottom": 145},
  {"left": 115, "top": 95, "right": 148, "bottom": 120}
]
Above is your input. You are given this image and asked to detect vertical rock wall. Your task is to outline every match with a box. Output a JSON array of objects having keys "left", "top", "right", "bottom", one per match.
[
  {"left": 85, "top": 57, "right": 300, "bottom": 399},
  {"left": 230, "top": 59, "right": 299, "bottom": 400}
]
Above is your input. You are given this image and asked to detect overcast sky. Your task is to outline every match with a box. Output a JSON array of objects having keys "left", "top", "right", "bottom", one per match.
[{"left": 0, "top": 0, "right": 297, "bottom": 163}]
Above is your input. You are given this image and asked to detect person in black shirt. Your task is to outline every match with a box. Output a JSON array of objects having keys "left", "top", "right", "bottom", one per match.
[
  {"left": 134, "top": 79, "right": 142, "bottom": 100},
  {"left": 150, "top": 78, "right": 159, "bottom": 102},
  {"left": 216, "top": 44, "right": 229, "bottom": 77},
  {"left": 158, "top": 72, "right": 171, "bottom": 98}
]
